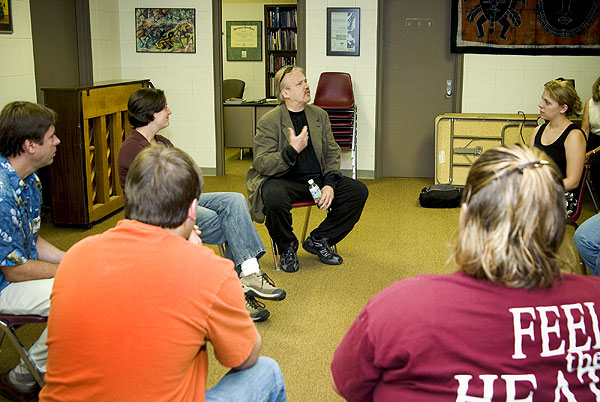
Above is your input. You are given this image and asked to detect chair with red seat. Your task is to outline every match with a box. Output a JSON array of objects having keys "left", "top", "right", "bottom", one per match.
[
  {"left": 566, "top": 163, "right": 591, "bottom": 230},
  {"left": 585, "top": 163, "right": 599, "bottom": 212},
  {"left": 313, "top": 72, "right": 357, "bottom": 179},
  {"left": 0, "top": 314, "right": 47, "bottom": 387},
  {"left": 568, "top": 164, "right": 594, "bottom": 275}
]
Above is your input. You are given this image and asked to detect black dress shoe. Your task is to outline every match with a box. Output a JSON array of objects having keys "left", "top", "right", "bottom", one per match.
[
  {"left": 280, "top": 247, "right": 299, "bottom": 273},
  {"left": 0, "top": 372, "right": 40, "bottom": 402},
  {"left": 302, "top": 236, "right": 343, "bottom": 265}
]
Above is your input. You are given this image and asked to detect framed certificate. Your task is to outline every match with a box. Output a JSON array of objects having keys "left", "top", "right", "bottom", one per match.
[{"left": 226, "top": 21, "right": 262, "bottom": 61}]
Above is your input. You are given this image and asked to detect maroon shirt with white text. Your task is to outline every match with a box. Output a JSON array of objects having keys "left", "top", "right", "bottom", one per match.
[{"left": 332, "top": 271, "right": 600, "bottom": 401}]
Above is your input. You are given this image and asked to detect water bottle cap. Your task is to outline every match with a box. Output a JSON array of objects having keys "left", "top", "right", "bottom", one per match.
[{"left": 308, "top": 179, "right": 314, "bottom": 184}]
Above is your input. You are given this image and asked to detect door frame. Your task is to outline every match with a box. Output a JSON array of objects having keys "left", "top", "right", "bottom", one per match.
[{"left": 212, "top": 0, "right": 225, "bottom": 176}]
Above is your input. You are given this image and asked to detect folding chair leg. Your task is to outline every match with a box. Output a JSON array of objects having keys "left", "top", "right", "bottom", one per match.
[
  {"left": 300, "top": 206, "right": 337, "bottom": 253},
  {"left": 269, "top": 204, "right": 336, "bottom": 270},
  {"left": 587, "top": 179, "right": 599, "bottom": 212},
  {"left": 300, "top": 206, "right": 312, "bottom": 242},
  {"left": 271, "top": 238, "right": 280, "bottom": 270},
  {"left": 218, "top": 244, "right": 226, "bottom": 257},
  {"left": 0, "top": 324, "right": 45, "bottom": 387}
]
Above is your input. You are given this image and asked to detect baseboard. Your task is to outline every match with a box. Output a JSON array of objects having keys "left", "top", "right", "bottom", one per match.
[
  {"left": 200, "top": 167, "right": 217, "bottom": 176},
  {"left": 341, "top": 169, "right": 375, "bottom": 179},
  {"left": 203, "top": 167, "right": 374, "bottom": 179}
]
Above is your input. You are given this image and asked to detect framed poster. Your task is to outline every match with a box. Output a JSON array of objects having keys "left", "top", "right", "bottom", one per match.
[
  {"left": 135, "top": 8, "right": 196, "bottom": 53},
  {"left": 0, "top": 0, "right": 13, "bottom": 34},
  {"left": 226, "top": 21, "right": 262, "bottom": 61},
  {"left": 327, "top": 8, "right": 360, "bottom": 56}
]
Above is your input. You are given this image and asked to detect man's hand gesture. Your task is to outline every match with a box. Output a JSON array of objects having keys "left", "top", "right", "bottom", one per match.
[
  {"left": 187, "top": 225, "right": 203, "bottom": 246},
  {"left": 288, "top": 126, "right": 308, "bottom": 153}
]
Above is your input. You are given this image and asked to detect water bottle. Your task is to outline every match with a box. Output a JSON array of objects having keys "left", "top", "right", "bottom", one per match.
[{"left": 308, "top": 179, "right": 321, "bottom": 203}]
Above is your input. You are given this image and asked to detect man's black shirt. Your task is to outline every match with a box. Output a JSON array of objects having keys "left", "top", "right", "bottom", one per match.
[{"left": 281, "top": 109, "right": 321, "bottom": 183}]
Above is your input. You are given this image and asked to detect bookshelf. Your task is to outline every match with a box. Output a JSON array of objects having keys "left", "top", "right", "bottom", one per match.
[{"left": 264, "top": 4, "right": 297, "bottom": 98}]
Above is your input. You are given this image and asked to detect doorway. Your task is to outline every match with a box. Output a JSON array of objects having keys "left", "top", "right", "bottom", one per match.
[
  {"left": 30, "top": 0, "right": 92, "bottom": 207},
  {"left": 30, "top": 0, "right": 91, "bottom": 103},
  {"left": 378, "top": 0, "right": 460, "bottom": 178},
  {"left": 214, "top": 0, "right": 305, "bottom": 176}
]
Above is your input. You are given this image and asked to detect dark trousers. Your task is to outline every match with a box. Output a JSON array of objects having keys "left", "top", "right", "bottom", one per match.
[{"left": 262, "top": 176, "right": 368, "bottom": 250}]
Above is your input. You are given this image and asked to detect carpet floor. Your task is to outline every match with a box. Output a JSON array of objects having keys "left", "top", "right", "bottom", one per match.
[{"left": 0, "top": 148, "right": 594, "bottom": 401}]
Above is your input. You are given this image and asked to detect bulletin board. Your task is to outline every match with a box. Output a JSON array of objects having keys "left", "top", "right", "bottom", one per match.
[{"left": 226, "top": 21, "right": 262, "bottom": 61}]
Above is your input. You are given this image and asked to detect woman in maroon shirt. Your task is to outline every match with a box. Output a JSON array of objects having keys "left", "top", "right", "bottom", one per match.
[{"left": 332, "top": 144, "right": 600, "bottom": 401}]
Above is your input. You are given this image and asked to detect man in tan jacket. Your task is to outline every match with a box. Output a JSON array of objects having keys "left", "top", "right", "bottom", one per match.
[{"left": 247, "top": 67, "right": 368, "bottom": 273}]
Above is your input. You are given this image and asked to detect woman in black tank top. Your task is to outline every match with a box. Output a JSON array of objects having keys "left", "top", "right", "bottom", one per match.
[{"left": 530, "top": 79, "right": 585, "bottom": 217}]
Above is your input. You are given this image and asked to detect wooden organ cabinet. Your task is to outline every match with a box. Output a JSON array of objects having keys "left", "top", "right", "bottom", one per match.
[{"left": 42, "top": 79, "right": 150, "bottom": 226}]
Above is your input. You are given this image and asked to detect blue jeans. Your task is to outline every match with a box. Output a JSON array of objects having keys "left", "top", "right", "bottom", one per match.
[
  {"left": 574, "top": 213, "right": 600, "bottom": 276},
  {"left": 206, "top": 357, "right": 286, "bottom": 402},
  {"left": 196, "top": 192, "right": 266, "bottom": 268}
]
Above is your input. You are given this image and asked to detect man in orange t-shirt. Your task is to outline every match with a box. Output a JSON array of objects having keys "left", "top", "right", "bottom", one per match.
[{"left": 39, "top": 146, "right": 286, "bottom": 402}]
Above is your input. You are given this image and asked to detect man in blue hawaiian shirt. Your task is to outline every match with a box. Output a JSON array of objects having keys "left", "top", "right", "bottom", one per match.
[{"left": 0, "top": 101, "right": 64, "bottom": 401}]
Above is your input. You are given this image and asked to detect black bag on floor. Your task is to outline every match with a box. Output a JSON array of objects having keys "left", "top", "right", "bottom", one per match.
[{"left": 419, "top": 183, "right": 462, "bottom": 208}]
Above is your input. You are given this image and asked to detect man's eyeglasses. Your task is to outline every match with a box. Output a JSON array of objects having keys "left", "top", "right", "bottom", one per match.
[{"left": 278, "top": 66, "right": 293, "bottom": 87}]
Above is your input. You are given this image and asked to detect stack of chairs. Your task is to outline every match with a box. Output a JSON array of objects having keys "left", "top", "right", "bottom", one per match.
[{"left": 312, "top": 72, "right": 357, "bottom": 179}]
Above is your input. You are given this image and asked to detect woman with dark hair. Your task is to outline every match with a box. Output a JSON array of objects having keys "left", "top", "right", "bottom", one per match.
[
  {"left": 530, "top": 79, "right": 586, "bottom": 217},
  {"left": 331, "top": 144, "right": 600, "bottom": 401}
]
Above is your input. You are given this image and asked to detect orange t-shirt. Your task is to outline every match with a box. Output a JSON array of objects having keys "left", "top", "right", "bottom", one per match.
[{"left": 39, "top": 220, "right": 257, "bottom": 402}]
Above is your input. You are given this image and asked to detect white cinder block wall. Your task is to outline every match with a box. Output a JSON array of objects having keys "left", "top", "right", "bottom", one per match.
[
  {"left": 90, "top": 0, "right": 122, "bottom": 81},
  {"left": 4, "top": 0, "right": 599, "bottom": 174},
  {"left": 109, "top": 0, "right": 218, "bottom": 172},
  {"left": 0, "top": 0, "right": 36, "bottom": 107},
  {"left": 222, "top": 0, "right": 296, "bottom": 101},
  {"left": 305, "top": 0, "right": 378, "bottom": 174},
  {"left": 462, "top": 54, "right": 600, "bottom": 114}
]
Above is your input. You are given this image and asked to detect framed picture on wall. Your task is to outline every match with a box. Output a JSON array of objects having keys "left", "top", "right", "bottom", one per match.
[
  {"left": 326, "top": 8, "right": 360, "bottom": 56},
  {"left": 0, "top": 0, "right": 13, "bottom": 34},
  {"left": 226, "top": 21, "right": 262, "bottom": 61},
  {"left": 135, "top": 8, "right": 196, "bottom": 53}
]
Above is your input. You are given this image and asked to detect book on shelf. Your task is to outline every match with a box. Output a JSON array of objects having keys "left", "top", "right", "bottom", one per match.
[
  {"left": 267, "top": 30, "right": 296, "bottom": 51},
  {"left": 265, "top": 5, "right": 297, "bottom": 98},
  {"left": 268, "top": 8, "right": 296, "bottom": 28},
  {"left": 268, "top": 54, "right": 296, "bottom": 74}
]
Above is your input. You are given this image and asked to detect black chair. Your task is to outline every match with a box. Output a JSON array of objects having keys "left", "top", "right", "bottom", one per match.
[
  {"left": 0, "top": 314, "right": 47, "bottom": 387},
  {"left": 222, "top": 79, "right": 245, "bottom": 100}
]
